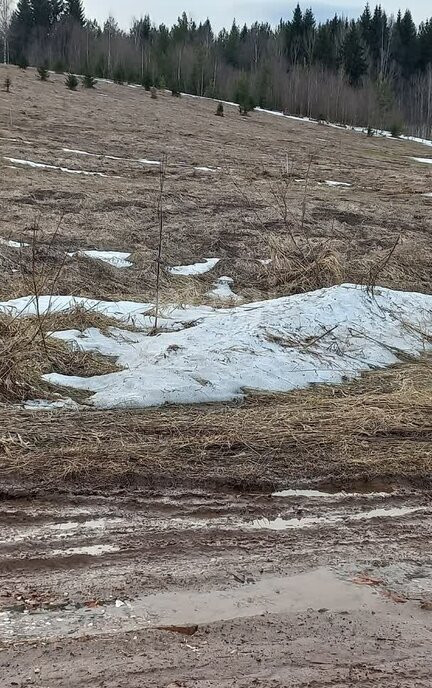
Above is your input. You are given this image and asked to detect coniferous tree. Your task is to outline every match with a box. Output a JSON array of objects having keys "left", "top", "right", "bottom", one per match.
[
  {"left": 9, "top": 0, "right": 34, "bottom": 59},
  {"left": 343, "top": 21, "right": 367, "bottom": 85},
  {"left": 392, "top": 10, "right": 418, "bottom": 77},
  {"left": 65, "top": 0, "right": 84, "bottom": 26},
  {"left": 31, "top": 0, "right": 51, "bottom": 30},
  {"left": 65, "top": 71, "right": 78, "bottom": 89}
]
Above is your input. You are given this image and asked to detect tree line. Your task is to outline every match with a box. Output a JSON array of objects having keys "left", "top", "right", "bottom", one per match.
[{"left": 2, "top": 1, "right": 432, "bottom": 136}]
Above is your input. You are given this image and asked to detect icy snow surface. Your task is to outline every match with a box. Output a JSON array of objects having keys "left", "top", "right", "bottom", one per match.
[
  {"left": 412, "top": 157, "right": 432, "bottom": 164},
  {"left": 67, "top": 250, "right": 132, "bottom": 268},
  {"left": 168, "top": 258, "right": 220, "bottom": 275},
  {"left": 3, "top": 283, "right": 428, "bottom": 410},
  {"left": 0, "top": 294, "right": 215, "bottom": 331}
]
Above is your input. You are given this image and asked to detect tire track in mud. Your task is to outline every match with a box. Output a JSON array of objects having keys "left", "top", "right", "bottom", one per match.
[{"left": 1, "top": 488, "right": 432, "bottom": 686}]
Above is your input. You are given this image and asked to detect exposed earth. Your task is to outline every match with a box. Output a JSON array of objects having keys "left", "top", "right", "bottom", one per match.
[{"left": 1, "top": 486, "right": 432, "bottom": 687}]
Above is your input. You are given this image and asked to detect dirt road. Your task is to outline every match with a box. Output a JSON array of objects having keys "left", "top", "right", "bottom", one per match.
[{"left": 1, "top": 486, "right": 432, "bottom": 686}]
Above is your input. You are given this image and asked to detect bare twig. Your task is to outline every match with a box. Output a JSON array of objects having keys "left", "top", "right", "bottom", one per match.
[{"left": 153, "top": 154, "right": 167, "bottom": 332}]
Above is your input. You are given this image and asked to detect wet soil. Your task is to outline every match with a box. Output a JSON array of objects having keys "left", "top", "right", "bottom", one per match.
[{"left": 1, "top": 487, "right": 432, "bottom": 685}]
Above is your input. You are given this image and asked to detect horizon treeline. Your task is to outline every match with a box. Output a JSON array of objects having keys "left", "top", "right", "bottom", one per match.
[{"left": 3, "top": 0, "right": 432, "bottom": 135}]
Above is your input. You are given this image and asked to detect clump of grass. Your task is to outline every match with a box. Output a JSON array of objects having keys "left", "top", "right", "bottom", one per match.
[
  {"left": 0, "top": 311, "right": 120, "bottom": 403},
  {"left": 260, "top": 236, "right": 345, "bottom": 295}
]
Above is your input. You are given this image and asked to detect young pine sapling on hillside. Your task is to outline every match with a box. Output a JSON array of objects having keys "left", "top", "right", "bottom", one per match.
[
  {"left": 82, "top": 73, "right": 96, "bottom": 89},
  {"left": 216, "top": 102, "right": 224, "bottom": 117},
  {"left": 37, "top": 66, "right": 49, "bottom": 81},
  {"left": 4, "top": 76, "right": 11, "bottom": 93},
  {"left": 17, "top": 55, "right": 28, "bottom": 69},
  {"left": 235, "top": 78, "right": 256, "bottom": 116},
  {"left": 65, "top": 73, "right": 79, "bottom": 91}
]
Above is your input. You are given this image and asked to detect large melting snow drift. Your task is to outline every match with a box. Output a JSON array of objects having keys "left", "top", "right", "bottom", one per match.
[{"left": 1, "top": 284, "right": 429, "bottom": 409}]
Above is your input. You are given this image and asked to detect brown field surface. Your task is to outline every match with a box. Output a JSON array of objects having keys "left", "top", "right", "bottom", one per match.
[{"left": 1, "top": 65, "right": 432, "bottom": 685}]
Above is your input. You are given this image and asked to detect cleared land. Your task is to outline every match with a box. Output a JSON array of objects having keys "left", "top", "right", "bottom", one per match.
[
  {"left": 1, "top": 65, "right": 432, "bottom": 304},
  {"left": 1, "top": 66, "right": 432, "bottom": 685}
]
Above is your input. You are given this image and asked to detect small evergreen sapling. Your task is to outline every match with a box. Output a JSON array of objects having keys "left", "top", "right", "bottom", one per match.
[
  {"left": 16, "top": 55, "right": 28, "bottom": 70},
  {"left": 216, "top": 102, "right": 224, "bottom": 117},
  {"left": 37, "top": 66, "right": 49, "bottom": 81},
  {"left": 4, "top": 77, "right": 11, "bottom": 93},
  {"left": 82, "top": 73, "right": 96, "bottom": 89},
  {"left": 65, "top": 73, "right": 79, "bottom": 91},
  {"left": 113, "top": 66, "right": 125, "bottom": 84}
]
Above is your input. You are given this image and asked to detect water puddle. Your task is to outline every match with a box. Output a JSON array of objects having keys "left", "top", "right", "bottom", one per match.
[
  {"left": 272, "top": 489, "right": 393, "bottom": 498},
  {"left": 251, "top": 506, "right": 426, "bottom": 531},
  {"left": 50, "top": 544, "right": 120, "bottom": 557},
  {"left": 0, "top": 568, "right": 393, "bottom": 641}
]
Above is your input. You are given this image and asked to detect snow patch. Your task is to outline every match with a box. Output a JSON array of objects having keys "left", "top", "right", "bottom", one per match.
[
  {"left": 23, "top": 398, "right": 80, "bottom": 411},
  {"left": 207, "top": 276, "right": 241, "bottom": 302},
  {"left": 26, "top": 283, "right": 432, "bottom": 410},
  {"left": 0, "top": 237, "right": 29, "bottom": 248},
  {"left": 412, "top": 157, "right": 432, "bottom": 165},
  {"left": 67, "top": 250, "right": 132, "bottom": 269},
  {"left": 168, "top": 258, "right": 220, "bottom": 276},
  {"left": 138, "top": 158, "right": 161, "bottom": 166},
  {"left": 4, "top": 157, "right": 115, "bottom": 178},
  {"left": 0, "top": 294, "right": 217, "bottom": 332},
  {"left": 325, "top": 180, "right": 351, "bottom": 187}
]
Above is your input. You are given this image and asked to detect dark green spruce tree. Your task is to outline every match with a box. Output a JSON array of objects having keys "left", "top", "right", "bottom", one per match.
[{"left": 343, "top": 21, "right": 367, "bottom": 85}]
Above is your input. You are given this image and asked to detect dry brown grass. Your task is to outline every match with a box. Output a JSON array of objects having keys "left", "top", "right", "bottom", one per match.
[
  {"left": 1, "top": 357, "right": 431, "bottom": 491},
  {"left": 0, "top": 311, "right": 120, "bottom": 403},
  {"left": 1, "top": 66, "right": 432, "bottom": 305}
]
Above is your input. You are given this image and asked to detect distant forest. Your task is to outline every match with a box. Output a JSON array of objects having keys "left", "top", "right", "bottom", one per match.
[{"left": 2, "top": 0, "right": 432, "bottom": 135}]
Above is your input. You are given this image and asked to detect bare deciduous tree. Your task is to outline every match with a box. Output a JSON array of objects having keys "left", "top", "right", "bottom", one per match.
[{"left": 0, "top": 0, "right": 12, "bottom": 65}]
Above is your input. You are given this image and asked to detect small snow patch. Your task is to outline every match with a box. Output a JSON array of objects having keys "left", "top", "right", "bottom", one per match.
[
  {"left": 206, "top": 276, "right": 241, "bottom": 303},
  {"left": 138, "top": 158, "right": 161, "bottom": 166},
  {"left": 23, "top": 398, "right": 80, "bottom": 411},
  {"left": 412, "top": 157, "right": 432, "bottom": 165},
  {"left": 325, "top": 180, "right": 351, "bottom": 187},
  {"left": 0, "top": 237, "right": 29, "bottom": 248},
  {"left": 4, "top": 157, "right": 114, "bottom": 178},
  {"left": 168, "top": 258, "right": 220, "bottom": 276},
  {"left": 68, "top": 250, "right": 132, "bottom": 269}
]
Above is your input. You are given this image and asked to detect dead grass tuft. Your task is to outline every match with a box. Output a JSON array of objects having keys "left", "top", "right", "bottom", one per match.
[
  {"left": 0, "top": 312, "right": 120, "bottom": 403},
  {"left": 1, "top": 357, "right": 431, "bottom": 490},
  {"left": 260, "top": 236, "right": 345, "bottom": 294}
]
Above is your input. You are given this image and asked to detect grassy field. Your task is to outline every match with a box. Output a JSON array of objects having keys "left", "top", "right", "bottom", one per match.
[
  {"left": 1, "top": 65, "right": 432, "bottom": 303},
  {"left": 1, "top": 65, "right": 432, "bottom": 491}
]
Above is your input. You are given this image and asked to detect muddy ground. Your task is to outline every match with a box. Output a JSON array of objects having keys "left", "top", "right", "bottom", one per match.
[{"left": 1, "top": 487, "right": 432, "bottom": 686}]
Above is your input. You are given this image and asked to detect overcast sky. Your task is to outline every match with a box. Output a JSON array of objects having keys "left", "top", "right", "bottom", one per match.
[{"left": 83, "top": 0, "right": 431, "bottom": 30}]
